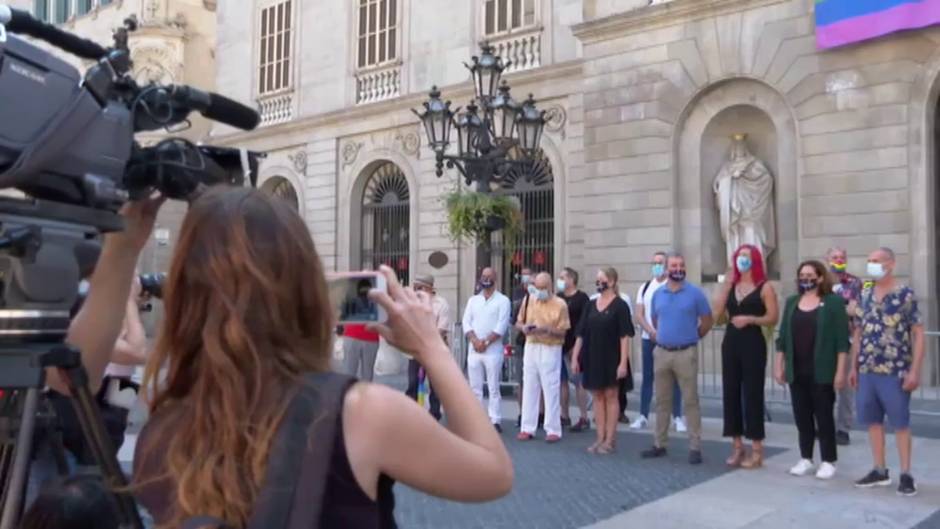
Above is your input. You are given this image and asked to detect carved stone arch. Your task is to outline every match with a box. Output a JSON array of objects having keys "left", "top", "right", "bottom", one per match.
[
  {"left": 258, "top": 164, "right": 304, "bottom": 216},
  {"left": 909, "top": 46, "right": 940, "bottom": 330},
  {"left": 340, "top": 148, "right": 419, "bottom": 275},
  {"left": 674, "top": 77, "right": 799, "bottom": 285}
]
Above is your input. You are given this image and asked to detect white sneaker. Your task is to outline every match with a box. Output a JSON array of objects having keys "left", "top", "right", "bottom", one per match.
[
  {"left": 789, "top": 459, "right": 816, "bottom": 476},
  {"left": 674, "top": 417, "right": 688, "bottom": 433},
  {"left": 630, "top": 416, "right": 648, "bottom": 430},
  {"left": 816, "top": 462, "right": 837, "bottom": 480}
]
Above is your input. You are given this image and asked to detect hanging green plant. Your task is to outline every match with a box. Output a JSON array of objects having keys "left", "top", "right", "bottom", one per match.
[{"left": 443, "top": 190, "right": 524, "bottom": 250}]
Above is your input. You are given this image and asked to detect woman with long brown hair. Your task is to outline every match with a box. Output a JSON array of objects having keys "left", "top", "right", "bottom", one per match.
[
  {"left": 68, "top": 187, "right": 512, "bottom": 528},
  {"left": 571, "top": 267, "right": 634, "bottom": 454}
]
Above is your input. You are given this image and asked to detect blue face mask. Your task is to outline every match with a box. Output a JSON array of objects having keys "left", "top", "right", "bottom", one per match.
[
  {"left": 651, "top": 263, "right": 665, "bottom": 278},
  {"left": 536, "top": 289, "right": 550, "bottom": 301},
  {"left": 736, "top": 255, "right": 752, "bottom": 273},
  {"left": 556, "top": 279, "right": 566, "bottom": 292},
  {"left": 527, "top": 285, "right": 539, "bottom": 297}
]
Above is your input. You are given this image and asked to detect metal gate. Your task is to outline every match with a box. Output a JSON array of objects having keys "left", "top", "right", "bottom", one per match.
[
  {"left": 493, "top": 148, "right": 554, "bottom": 294},
  {"left": 361, "top": 163, "right": 410, "bottom": 285}
]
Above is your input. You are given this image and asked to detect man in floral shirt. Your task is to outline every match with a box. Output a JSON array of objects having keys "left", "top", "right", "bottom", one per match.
[
  {"left": 827, "top": 247, "right": 864, "bottom": 445},
  {"left": 850, "top": 247, "right": 924, "bottom": 497}
]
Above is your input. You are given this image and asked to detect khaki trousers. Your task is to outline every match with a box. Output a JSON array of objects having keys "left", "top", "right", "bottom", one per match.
[{"left": 654, "top": 346, "right": 702, "bottom": 450}]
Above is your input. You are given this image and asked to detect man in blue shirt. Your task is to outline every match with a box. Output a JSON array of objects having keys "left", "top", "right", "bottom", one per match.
[{"left": 642, "top": 252, "right": 713, "bottom": 465}]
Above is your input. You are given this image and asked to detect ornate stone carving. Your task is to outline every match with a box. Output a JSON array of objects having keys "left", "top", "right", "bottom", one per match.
[
  {"left": 543, "top": 105, "right": 567, "bottom": 133},
  {"left": 713, "top": 134, "right": 776, "bottom": 262},
  {"left": 394, "top": 130, "right": 421, "bottom": 159},
  {"left": 342, "top": 142, "right": 364, "bottom": 168},
  {"left": 131, "top": 44, "right": 183, "bottom": 85},
  {"left": 288, "top": 150, "right": 308, "bottom": 175}
]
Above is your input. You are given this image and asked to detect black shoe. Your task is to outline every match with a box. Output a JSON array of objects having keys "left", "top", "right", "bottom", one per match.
[
  {"left": 618, "top": 414, "right": 630, "bottom": 424},
  {"left": 836, "top": 430, "right": 850, "bottom": 446},
  {"left": 641, "top": 446, "right": 667, "bottom": 459},
  {"left": 561, "top": 417, "right": 572, "bottom": 428},
  {"left": 688, "top": 450, "right": 703, "bottom": 465},
  {"left": 898, "top": 474, "right": 918, "bottom": 497},
  {"left": 569, "top": 418, "right": 590, "bottom": 432},
  {"left": 494, "top": 423, "right": 503, "bottom": 433},
  {"left": 855, "top": 468, "right": 891, "bottom": 488}
]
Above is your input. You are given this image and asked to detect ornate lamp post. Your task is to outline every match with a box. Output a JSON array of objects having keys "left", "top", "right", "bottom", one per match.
[{"left": 413, "top": 44, "right": 547, "bottom": 269}]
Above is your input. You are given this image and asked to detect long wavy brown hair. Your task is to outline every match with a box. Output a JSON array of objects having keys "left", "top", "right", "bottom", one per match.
[{"left": 135, "top": 187, "right": 334, "bottom": 528}]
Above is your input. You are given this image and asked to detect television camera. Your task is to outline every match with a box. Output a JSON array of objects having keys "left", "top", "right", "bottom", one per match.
[{"left": 0, "top": 5, "right": 265, "bottom": 528}]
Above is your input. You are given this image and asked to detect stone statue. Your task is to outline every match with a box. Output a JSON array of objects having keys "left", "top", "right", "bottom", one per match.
[{"left": 713, "top": 134, "right": 776, "bottom": 262}]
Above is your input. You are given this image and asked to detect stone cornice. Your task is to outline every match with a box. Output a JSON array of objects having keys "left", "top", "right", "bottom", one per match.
[
  {"left": 207, "top": 61, "right": 584, "bottom": 147},
  {"left": 573, "top": 0, "right": 796, "bottom": 44}
]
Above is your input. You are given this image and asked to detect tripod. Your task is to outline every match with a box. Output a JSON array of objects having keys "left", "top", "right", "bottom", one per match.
[{"left": 0, "top": 346, "right": 143, "bottom": 529}]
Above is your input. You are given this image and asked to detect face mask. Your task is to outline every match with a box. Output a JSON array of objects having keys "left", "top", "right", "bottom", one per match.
[
  {"left": 556, "top": 279, "right": 566, "bottom": 292},
  {"left": 527, "top": 285, "right": 539, "bottom": 297},
  {"left": 78, "top": 279, "right": 90, "bottom": 296},
  {"left": 520, "top": 274, "right": 531, "bottom": 285},
  {"left": 668, "top": 270, "right": 686, "bottom": 282},
  {"left": 798, "top": 280, "right": 817, "bottom": 294},
  {"left": 536, "top": 289, "right": 550, "bottom": 301},
  {"left": 867, "top": 262, "right": 886, "bottom": 280},
  {"left": 651, "top": 264, "right": 665, "bottom": 278},
  {"left": 736, "top": 255, "right": 752, "bottom": 273},
  {"left": 595, "top": 281, "right": 610, "bottom": 293},
  {"left": 830, "top": 262, "right": 847, "bottom": 274},
  {"left": 480, "top": 279, "right": 494, "bottom": 289}
]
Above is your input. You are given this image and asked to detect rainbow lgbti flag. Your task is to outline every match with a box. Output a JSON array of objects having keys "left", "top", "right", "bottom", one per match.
[{"left": 816, "top": 0, "right": 940, "bottom": 49}]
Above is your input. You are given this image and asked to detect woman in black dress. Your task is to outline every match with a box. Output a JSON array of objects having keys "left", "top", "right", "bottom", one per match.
[
  {"left": 712, "top": 245, "right": 778, "bottom": 469},
  {"left": 571, "top": 267, "right": 635, "bottom": 454}
]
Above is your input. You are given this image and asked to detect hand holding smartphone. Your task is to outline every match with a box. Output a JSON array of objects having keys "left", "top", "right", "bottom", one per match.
[{"left": 327, "top": 271, "right": 388, "bottom": 325}]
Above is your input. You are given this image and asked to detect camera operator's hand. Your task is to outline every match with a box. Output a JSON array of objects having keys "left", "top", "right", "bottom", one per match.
[
  {"left": 112, "top": 194, "right": 166, "bottom": 251},
  {"left": 368, "top": 265, "right": 447, "bottom": 362}
]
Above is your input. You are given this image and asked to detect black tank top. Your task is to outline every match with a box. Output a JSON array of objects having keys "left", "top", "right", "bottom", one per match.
[
  {"left": 134, "top": 406, "right": 397, "bottom": 528},
  {"left": 725, "top": 283, "right": 767, "bottom": 337}
]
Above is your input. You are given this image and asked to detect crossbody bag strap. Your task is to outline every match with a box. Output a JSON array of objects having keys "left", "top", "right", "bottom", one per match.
[{"left": 286, "top": 372, "right": 357, "bottom": 529}]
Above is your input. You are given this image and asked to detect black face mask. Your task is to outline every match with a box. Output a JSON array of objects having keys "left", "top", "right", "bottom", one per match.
[
  {"left": 480, "top": 279, "right": 494, "bottom": 289},
  {"left": 798, "top": 280, "right": 817, "bottom": 294},
  {"left": 668, "top": 270, "right": 686, "bottom": 282},
  {"left": 595, "top": 281, "right": 610, "bottom": 293}
]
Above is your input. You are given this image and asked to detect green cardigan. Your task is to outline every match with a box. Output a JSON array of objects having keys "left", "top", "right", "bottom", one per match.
[{"left": 775, "top": 293, "right": 849, "bottom": 385}]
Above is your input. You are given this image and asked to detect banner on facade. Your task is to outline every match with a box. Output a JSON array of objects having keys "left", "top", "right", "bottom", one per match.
[{"left": 816, "top": 0, "right": 940, "bottom": 49}]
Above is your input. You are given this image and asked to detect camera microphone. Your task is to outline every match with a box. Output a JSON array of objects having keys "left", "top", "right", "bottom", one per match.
[
  {"left": 0, "top": 5, "right": 108, "bottom": 60},
  {"left": 169, "top": 85, "right": 261, "bottom": 131}
]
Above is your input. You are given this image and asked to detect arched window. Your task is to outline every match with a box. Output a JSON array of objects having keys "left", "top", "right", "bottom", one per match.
[
  {"left": 261, "top": 176, "right": 300, "bottom": 211},
  {"left": 361, "top": 162, "right": 410, "bottom": 284},
  {"left": 495, "top": 148, "right": 554, "bottom": 295}
]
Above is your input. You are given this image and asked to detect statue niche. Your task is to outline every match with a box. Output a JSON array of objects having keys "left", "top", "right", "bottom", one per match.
[{"left": 713, "top": 133, "right": 776, "bottom": 265}]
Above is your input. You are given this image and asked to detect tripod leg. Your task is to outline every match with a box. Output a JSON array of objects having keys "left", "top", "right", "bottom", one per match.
[
  {"left": 0, "top": 388, "right": 40, "bottom": 529},
  {"left": 67, "top": 376, "right": 143, "bottom": 529}
]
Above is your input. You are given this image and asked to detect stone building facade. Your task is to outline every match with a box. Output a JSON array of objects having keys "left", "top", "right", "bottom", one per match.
[{"left": 210, "top": 0, "right": 940, "bottom": 372}]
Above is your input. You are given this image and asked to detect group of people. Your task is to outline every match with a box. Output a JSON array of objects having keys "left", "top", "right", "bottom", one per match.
[{"left": 449, "top": 245, "right": 924, "bottom": 498}]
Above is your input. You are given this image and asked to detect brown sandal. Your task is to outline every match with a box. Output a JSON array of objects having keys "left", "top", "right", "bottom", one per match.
[
  {"left": 726, "top": 443, "right": 745, "bottom": 467},
  {"left": 740, "top": 446, "right": 764, "bottom": 469}
]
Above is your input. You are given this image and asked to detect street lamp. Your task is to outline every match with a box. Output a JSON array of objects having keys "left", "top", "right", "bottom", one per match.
[{"left": 412, "top": 43, "right": 547, "bottom": 269}]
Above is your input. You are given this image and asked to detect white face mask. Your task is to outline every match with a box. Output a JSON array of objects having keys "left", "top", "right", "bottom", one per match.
[
  {"left": 867, "top": 262, "right": 887, "bottom": 280},
  {"left": 78, "top": 279, "right": 90, "bottom": 296},
  {"left": 556, "top": 279, "right": 566, "bottom": 292}
]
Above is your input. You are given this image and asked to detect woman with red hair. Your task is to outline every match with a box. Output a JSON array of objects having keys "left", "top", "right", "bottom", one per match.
[{"left": 713, "top": 245, "right": 779, "bottom": 468}]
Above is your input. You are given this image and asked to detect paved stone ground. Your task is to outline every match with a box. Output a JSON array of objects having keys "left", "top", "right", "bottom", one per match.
[
  {"left": 393, "top": 428, "right": 783, "bottom": 529},
  {"left": 914, "top": 511, "right": 940, "bottom": 529}
]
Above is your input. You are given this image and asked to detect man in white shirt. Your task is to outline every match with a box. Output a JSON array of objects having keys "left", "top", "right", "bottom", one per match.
[
  {"left": 462, "top": 267, "right": 512, "bottom": 432},
  {"left": 632, "top": 251, "right": 685, "bottom": 432}
]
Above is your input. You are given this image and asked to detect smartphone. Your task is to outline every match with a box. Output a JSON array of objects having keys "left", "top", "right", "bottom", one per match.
[{"left": 327, "top": 272, "right": 388, "bottom": 325}]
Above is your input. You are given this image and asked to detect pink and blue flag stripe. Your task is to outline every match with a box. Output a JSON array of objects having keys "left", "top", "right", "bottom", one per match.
[{"left": 816, "top": 0, "right": 940, "bottom": 49}]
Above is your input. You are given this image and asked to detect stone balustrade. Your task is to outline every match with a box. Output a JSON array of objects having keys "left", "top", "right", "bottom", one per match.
[
  {"left": 257, "top": 92, "right": 294, "bottom": 126},
  {"left": 356, "top": 63, "right": 402, "bottom": 105},
  {"left": 490, "top": 28, "right": 542, "bottom": 73}
]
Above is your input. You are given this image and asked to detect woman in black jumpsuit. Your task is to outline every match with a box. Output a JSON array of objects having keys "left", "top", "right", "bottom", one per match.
[{"left": 713, "top": 244, "right": 779, "bottom": 469}]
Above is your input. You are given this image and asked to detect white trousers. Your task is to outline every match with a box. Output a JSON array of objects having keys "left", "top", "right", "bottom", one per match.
[
  {"left": 467, "top": 351, "right": 504, "bottom": 424},
  {"left": 521, "top": 342, "right": 563, "bottom": 437}
]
